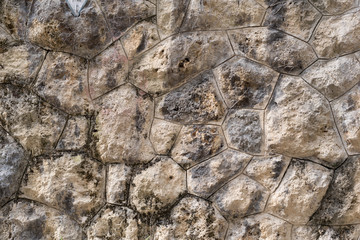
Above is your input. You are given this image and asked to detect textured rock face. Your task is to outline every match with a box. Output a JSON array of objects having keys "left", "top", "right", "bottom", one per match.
[
  {"left": 56, "top": 116, "right": 89, "bottom": 150},
  {"left": 309, "top": 0, "right": 359, "bottom": 14},
  {"left": 150, "top": 119, "right": 182, "bottom": 155},
  {"left": 293, "top": 225, "right": 360, "bottom": 240},
  {"left": 0, "top": 0, "right": 29, "bottom": 40},
  {"left": 106, "top": 164, "right": 131, "bottom": 204}
]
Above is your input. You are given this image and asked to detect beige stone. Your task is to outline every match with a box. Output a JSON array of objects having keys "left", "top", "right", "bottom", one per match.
[
  {"left": 106, "top": 164, "right": 131, "bottom": 204},
  {"left": 56, "top": 116, "right": 89, "bottom": 150},
  {"left": 0, "top": 0, "right": 29, "bottom": 40},
  {"left": 150, "top": 119, "right": 182, "bottom": 155},
  {"left": 292, "top": 225, "right": 360, "bottom": 240},
  {"left": 309, "top": 0, "right": 359, "bottom": 15}
]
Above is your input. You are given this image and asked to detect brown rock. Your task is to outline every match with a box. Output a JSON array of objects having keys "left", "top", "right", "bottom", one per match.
[
  {"left": 150, "top": 119, "right": 182, "bottom": 155},
  {"left": 56, "top": 116, "right": 89, "bottom": 150}
]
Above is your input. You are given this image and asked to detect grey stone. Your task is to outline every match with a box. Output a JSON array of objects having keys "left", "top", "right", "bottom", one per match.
[
  {"left": 56, "top": 116, "right": 89, "bottom": 150},
  {"left": 293, "top": 225, "right": 360, "bottom": 240},
  {"left": 309, "top": 0, "right": 359, "bottom": 15},
  {"left": 106, "top": 164, "right": 131, "bottom": 204}
]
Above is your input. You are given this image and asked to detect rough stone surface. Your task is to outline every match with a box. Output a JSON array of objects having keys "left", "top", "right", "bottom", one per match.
[
  {"left": 213, "top": 56, "right": 279, "bottom": 109},
  {"left": 229, "top": 27, "right": 317, "bottom": 74},
  {"left": 155, "top": 70, "right": 226, "bottom": 124},
  {"left": 292, "top": 225, "right": 360, "bottom": 240},
  {"left": 20, "top": 153, "right": 105, "bottom": 224},
  {"left": 309, "top": 0, "right": 359, "bottom": 15},
  {"left": 266, "top": 159, "right": 333, "bottom": 224},
  {"left": 150, "top": 119, "right": 182, "bottom": 155},
  {"left": 56, "top": 116, "right": 89, "bottom": 150},
  {"left": 129, "top": 156, "right": 186, "bottom": 214},
  {"left": 171, "top": 125, "right": 226, "bottom": 169},
  {"left": 266, "top": 75, "right": 347, "bottom": 167},
  {"left": 106, "top": 164, "right": 131, "bottom": 204},
  {"left": 187, "top": 149, "right": 252, "bottom": 198}
]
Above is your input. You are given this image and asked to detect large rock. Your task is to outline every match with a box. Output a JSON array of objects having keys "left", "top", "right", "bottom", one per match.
[
  {"left": 332, "top": 83, "right": 360, "bottom": 155},
  {"left": 56, "top": 116, "right": 89, "bottom": 150},
  {"left": 20, "top": 153, "right": 105, "bottom": 224},
  {"left": 228, "top": 27, "right": 317, "bottom": 74},
  {"left": 150, "top": 119, "right": 182, "bottom": 155},
  {"left": 302, "top": 54, "right": 360, "bottom": 100},
  {"left": 171, "top": 125, "right": 226, "bottom": 169},
  {"left": 311, "top": 11, "right": 360, "bottom": 58},
  {"left": 0, "top": 128, "right": 27, "bottom": 206},
  {"left": 180, "top": 0, "right": 265, "bottom": 31},
  {"left": 309, "top": 0, "right": 359, "bottom": 15},
  {"left": 93, "top": 84, "right": 155, "bottom": 164},
  {"left": 266, "top": 159, "right": 332, "bottom": 224},
  {"left": 154, "top": 197, "right": 228, "bottom": 240},
  {"left": 106, "top": 164, "right": 131, "bottom": 204},
  {"left": 0, "top": 200, "right": 83, "bottom": 240},
  {"left": 155, "top": 70, "right": 226, "bottom": 124},
  {"left": 187, "top": 149, "right": 252, "bottom": 198},
  {"left": 292, "top": 225, "right": 360, "bottom": 240},
  {"left": 265, "top": 75, "right": 347, "bottom": 167},
  {"left": 213, "top": 56, "right": 279, "bottom": 109},
  {"left": 35, "top": 52, "right": 92, "bottom": 115},
  {"left": 129, "top": 156, "right": 186, "bottom": 214},
  {"left": 0, "top": 84, "right": 66, "bottom": 156},
  {"left": 129, "top": 31, "right": 233, "bottom": 96}
]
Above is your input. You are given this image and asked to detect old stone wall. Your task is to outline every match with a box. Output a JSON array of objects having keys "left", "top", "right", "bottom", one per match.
[{"left": 0, "top": 0, "right": 360, "bottom": 239}]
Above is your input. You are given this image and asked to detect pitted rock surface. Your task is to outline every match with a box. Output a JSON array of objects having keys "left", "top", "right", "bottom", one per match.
[{"left": 56, "top": 116, "right": 89, "bottom": 150}]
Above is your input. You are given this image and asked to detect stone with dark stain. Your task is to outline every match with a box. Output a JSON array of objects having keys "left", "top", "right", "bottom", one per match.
[
  {"left": 293, "top": 225, "right": 360, "bottom": 240},
  {"left": 56, "top": 116, "right": 89, "bottom": 150},
  {"left": 309, "top": 0, "right": 358, "bottom": 15}
]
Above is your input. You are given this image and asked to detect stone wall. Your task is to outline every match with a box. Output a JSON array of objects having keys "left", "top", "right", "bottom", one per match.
[{"left": 1, "top": 0, "right": 360, "bottom": 239}]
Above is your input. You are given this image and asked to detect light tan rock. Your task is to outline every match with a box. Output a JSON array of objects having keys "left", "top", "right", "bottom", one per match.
[
  {"left": 94, "top": 84, "right": 155, "bottom": 164},
  {"left": 56, "top": 116, "right": 89, "bottom": 150},
  {"left": 0, "top": 200, "right": 83, "bottom": 240},
  {"left": 106, "top": 164, "right": 131, "bottom": 204},
  {"left": 302, "top": 54, "right": 360, "bottom": 100},
  {"left": 150, "top": 119, "right": 182, "bottom": 155},
  {"left": 129, "top": 31, "right": 233, "bottom": 96},
  {"left": 266, "top": 159, "right": 333, "bottom": 224},
  {"left": 20, "top": 153, "right": 105, "bottom": 224},
  {"left": 292, "top": 225, "right": 360, "bottom": 240},
  {"left": 265, "top": 75, "right": 347, "bottom": 167},
  {"left": 129, "top": 156, "right": 186, "bottom": 214},
  {"left": 228, "top": 27, "right": 317, "bottom": 74},
  {"left": 309, "top": 0, "right": 359, "bottom": 15}
]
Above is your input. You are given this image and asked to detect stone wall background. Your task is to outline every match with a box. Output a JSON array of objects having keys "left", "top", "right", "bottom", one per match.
[{"left": 0, "top": 0, "right": 360, "bottom": 239}]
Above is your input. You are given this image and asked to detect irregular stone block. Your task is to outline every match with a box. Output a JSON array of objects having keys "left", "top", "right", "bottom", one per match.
[
  {"left": 106, "top": 164, "right": 131, "bottom": 204},
  {"left": 150, "top": 119, "right": 182, "bottom": 155},
  {"left": 155, "top": 70, "right": 226, "bottom": 124},
  {"left": 309, "top": 0, "right": 358, "bottom": 15},
  {"left": 20, "top": 153, "right": 105, "bottom": 224},
  {"left": 266, "top": 75, "right": 347, "bottom": 167},
  {"left": 94, "top": 84, "right": 155, "bottom": 164},
  {"left": 213, "top": 56, "right": 279, "bottom": 109},
  {"left": 56, "top": 116, "right": 89, "bottom": 150},
  {"left": 130, "top": 31, "right": 233, "bottom": 96},
  {"left": 171, "top": 125, "right": 226, "bottom": 169},
  {"left": 292, "top": 225, "right": 360, "bottom": 240},
  {"left": 187, "top": 149, "right": 252, "bottom": 198},
  {"left": 223, "top": 109, "right": 264, "bottom": 154},
  {"left": 266, "top": 159, "right": 332, "bottom": 224},
  {"left": 228, "top": 27, "right": 317, "bottom": 74},
  {"left": 129, "top": 156, "right": 186, "bottom": 214}
]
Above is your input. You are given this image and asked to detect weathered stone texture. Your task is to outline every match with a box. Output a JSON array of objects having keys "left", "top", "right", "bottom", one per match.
[
  {"left": 150, "top": 119, "right": 182, "bottom": 155},
  {"left": 292, "top": 225, "right": 360, "bottom": 240},
  {"left": 309, "top": 0, "right": 359, "bottom": 14},
  {"left": 106, "top": 164, "right": 131, "bottom": 204},
  {"left": 56, "top": 116, "right": 89, "bottom": 150}
]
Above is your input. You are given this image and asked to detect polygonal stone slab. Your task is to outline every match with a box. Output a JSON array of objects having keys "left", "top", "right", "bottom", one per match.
[
  {"left": 56, "top": 116, "right": 89, "bottom": 150},
  {"left": 293, "top": 225, "right": 360, "bottom": 240},
  {"left": 309, "top": 0, "right": 359, "bottom": 15},
  {"left": 150, "top": 119, "right": 182, "bottom": 155},
  {"left": 106, "top": 164, "right": 131, "bottom": 204}
]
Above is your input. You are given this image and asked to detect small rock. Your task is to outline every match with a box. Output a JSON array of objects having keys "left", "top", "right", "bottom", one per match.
[
  {"left": 211, "top": 174, "right": 269, "bottom": 219},
  {"left": 228, "top": 27, "right": 317, "bottom": 74},
  {"left": 187, "top": 149, "right": 252, "bottom": 198},
  {"left": 129, "top": 31, "right": 233, "bottom": 96},
  {"left": 266, "top": 159, "right": 333, "bottom": 224},
  {"left": 35, "top": 52, "right": 92, "bottom": 115},
  {"left": 20, "top": 153, "right": 105, "bottom": 224},
  {"left": 213, "top": 56, "right": 279, "bottom": 109},
  {"left": 88, "top": 41, "right": 128, "bottom": 99},
  {"left": 244, "top": 155, "right": 291, "bottom": 191},
  {"left": 150, "top": 119, "right": 182, "bottom": 155},
  {"left": 155, "top": 70, "right": 226, "bottom": 124},
  {"left": 223, "top": 109, "right": 264, "bottom": 154},
  {"left": 171, "top": 125, "right": 226, "bottom": 169},
  {"left": 302, "top": 54, "right": 360, "bottom": 100},
  {"left": 56, "top": 116, "right": 89, "bottom": 150},
  {"left": 106, "top": 164, "right": 131, "bottom": 204},
  {"left": 266, "top": 75, "right": 347, "bottom": 167},
  {"left": 292, "top": 225, "right": 360, "bottom": 240},
  {"left": 129, "top": 156, "right": 186, "bottom": 214},
  {"left": 309, "top": 0, "right": 358, "bottom": 15}
]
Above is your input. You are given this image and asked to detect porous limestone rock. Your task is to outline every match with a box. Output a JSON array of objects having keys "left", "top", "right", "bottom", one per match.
[
  {"left": 266, "top": 159, "right": 333, "bottom": 225},
  {"left": 56, "top": 116, "right": 89, "bottom": 150},
  {"left": 20, "top": 153, "right": 105, "bottom": 224},
  {"left": 129, "top": 31, "right": 233, "bottom": 96},
  {"left": 28, "top": 0, "right": 112, "bottom": 58},
  {"left": 226, "top": 213, "right": 292, "bottom": 240},
  {"left": 154, "top": 197, "right": 228, "bottom": 240},
  {"left": 180, "top": 0, "right": 265, "bottom": 31},
  {"left": 0, "top": 200, "right": 83, "bottom": 240},
  {"left": 0, "top": 84, "right": 66, "bottom": 156},
  {"left": 0, "top": 128, "right": 27, "bottom": 206},
  {"left": 263, "top": 0, "right": 321, "bottom": 41},
  {"left": 265, "top": 75, "right": 347, "bottom": 167},
  {"left": 309, "top": 0, "right": 359, "bottom": 15},
  {"left": 129, "top": 156, "right": 186, "bottom": 214},
  {"left": 292, "top": 225, "right": 360, "bottom": 240},
  {"left": 94, "top": 84, "right": 155, "bottom": 164},
  {"left": 332, "top": 83, "right": 360, "bottom": 154},
  {"left": 302, "top": 54, "right": 360, "bottom": 100},
  {"left": 155, "top": 70, "right": 226, "bottom": 124},
  {"left": 150, "top": 119, "right": 182, "bottom": 155},
  {"left": 228, "top": 27, "right": 317, "bottom": 74},
  {"left": 187, "top": 149, "right": 252, "bottom": 198},
  {"left": 0, "top": 0, "right": 29, "bottom": 40},
  {"left": 88, "top": 41, "right": 128, "bottom": 99},
  {"left": 311, "top": 11, "right": 360, "bottom": 58},
  {"left": 244, "top": 155, "right": 291, "bottom": 191},
  {"left": 171, "top": 125, "right": 226, "bottom": 169},
  {"left": 223, "top": 109, "right": 264, "bottom": 154},
  {"left": 35, "top": 52, "right": 92, "bottom": 115},
  {"left": 106, "top": 164, "right": 131, "bottom": 204},
  {"left": 211, "top": 174, "right": 269, "bottom": 219},
  {"left": 213, "top": 56, "right": 279, "bottom": 109}
]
